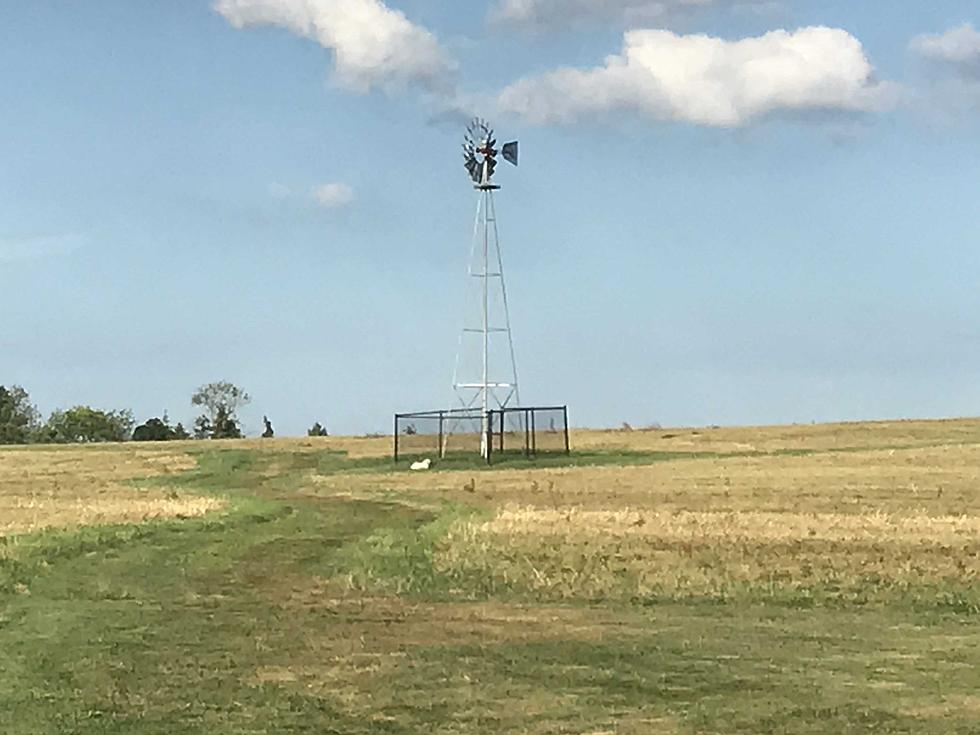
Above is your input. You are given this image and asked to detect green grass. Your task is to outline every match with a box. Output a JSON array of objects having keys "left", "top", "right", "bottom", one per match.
[{"left": 1, "top": 446, "right": 979, "bottom": 733}]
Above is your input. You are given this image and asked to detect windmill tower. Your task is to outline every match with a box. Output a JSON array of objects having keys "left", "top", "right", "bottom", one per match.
[
  {"left": 452, "top": 118, "right": 521, "bottom": 457},
  {"left": 392, "top": 119, "right": 568, "bottom": 465}
]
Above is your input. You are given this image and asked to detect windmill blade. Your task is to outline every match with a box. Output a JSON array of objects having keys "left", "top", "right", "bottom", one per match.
[
  {"left": 464, "top": 154, "right": 482, "bottom": 183},
  {"left": 486, "top": 157, "right": 497, "bottom": 180},
  {"left": 502, "top": 141, "right": 519, "bottom": 166}
]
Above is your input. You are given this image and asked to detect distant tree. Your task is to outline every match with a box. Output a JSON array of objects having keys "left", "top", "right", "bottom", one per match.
[
  {"left": 307, "top": 422, "right": 329, "bottom": 437},
  {"left": 191, "top": 382, "right": 250, "bottom": 440},
  {"left": 212, "top": 406, "right": 242, "bottom": 439},
  {"left": 132, "top": 414, "right": 189, "bottom": 442},
  {"left": 132, "top": 417, "right": 173, "bottom": 442},
  {"left": 42, "top": 406, "right": 134, "bottom": 444},
  {"left": 261, "top": 416, "right": 274, "bottom": 439},
  {"left": 193, "top": 415, "right": 212, "bottom": 440},
  {"left": 0, "top": 385, "right": 41, "bottom": 444}
]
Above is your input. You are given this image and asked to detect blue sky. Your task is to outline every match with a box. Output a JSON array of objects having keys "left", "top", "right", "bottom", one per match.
[{"left": 1, "top": 1, "right": 978, "bottom": 436}]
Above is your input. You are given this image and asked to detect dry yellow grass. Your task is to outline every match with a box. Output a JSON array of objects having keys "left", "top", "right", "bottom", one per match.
[
  {"left": 436, "top": 508, "right": 980, "bottom": 600},
  {"left": 208, "top": 435, "right": 392, "bottom": 459},
  {"left": 571, "top": 417, "right": 980, "bottom": 455},
  {"left": 473, "top": 506, "right": 980, "bottom": 544},
  {"left": 0, "top": 445, "right": 221, "bottom": 537},
  {"left": 310, "top": 442, "right": 980, "bottom": 516},
  {"left": 297, "top": 418, "right": 980, "bottom": 603},
  {"left": 0, "top": 432, "right": 392, "bottom": 538}
]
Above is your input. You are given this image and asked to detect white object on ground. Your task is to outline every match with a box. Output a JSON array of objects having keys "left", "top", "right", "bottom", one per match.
[{"left": 410, "top": 458, "right": 432, "bottom": 471}]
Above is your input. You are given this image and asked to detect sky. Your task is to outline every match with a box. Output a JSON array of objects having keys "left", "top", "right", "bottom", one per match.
[{"left": 1, "top": 1, "right": 979, "bottom": 436}]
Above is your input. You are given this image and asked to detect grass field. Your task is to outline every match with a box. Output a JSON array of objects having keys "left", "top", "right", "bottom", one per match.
[{"left": 1, "top": 419, "right": 979, "bottom": 733}]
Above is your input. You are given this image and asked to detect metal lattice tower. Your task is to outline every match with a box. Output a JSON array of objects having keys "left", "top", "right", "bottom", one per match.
[{"left": 452, "top": 119, "right": 520, "bottom": 456}]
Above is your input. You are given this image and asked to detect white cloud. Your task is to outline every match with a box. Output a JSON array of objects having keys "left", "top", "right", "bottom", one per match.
[
  {"left": 313, "top": 183, "right": 355, "bottom": 209},
  {"left": 499, "top": 27, "right": 897, "bottom": 127},
  {"left": 490, "top": 0, "right": 771, "bottom": 29},
  {"left": 908, "top": 25, "right": 980, "bottom": 122},
  {"left": 214, "top": 0, "right": 453, "bottom": 93},
  {"left": 911, "top": 24, "right": 980, "bottom": 72}
]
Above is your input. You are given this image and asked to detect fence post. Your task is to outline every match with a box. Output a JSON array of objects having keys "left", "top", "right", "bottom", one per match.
[
  {"left": 563, "top": 406, "right": 570, "bottom": 455},
  {"left": 438, "top": 411, "right": 445, "bottom": 459},
  {"left": 530, "top": 409, "right": 537, "bottom": 456},
  {"left": 393, "top": 414, "right": 399, "bottom": 463},
  {"left": 524, "top": 409, "right": 531, "bottom": 458},
  {"left": 486, "top": 410, "right": 493, "bottom": 465}
]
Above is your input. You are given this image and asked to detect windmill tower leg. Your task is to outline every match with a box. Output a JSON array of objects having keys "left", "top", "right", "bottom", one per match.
[
  {"left": 452, "top": 188, "right": 520, "bottom": 459},
  {"left": 488, "top": 191, "right": 521, "bottom": 408},
  {"left": 481, "top": 189, "right": 490, "bottom": 457}
]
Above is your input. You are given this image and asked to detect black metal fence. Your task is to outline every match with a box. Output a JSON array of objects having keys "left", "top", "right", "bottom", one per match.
[{"left": 394, "top": 406, "right": 569, "bottom": 464}]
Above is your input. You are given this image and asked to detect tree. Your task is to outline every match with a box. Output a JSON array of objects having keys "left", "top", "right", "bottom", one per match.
[
  {"left": 212, "top": 406, "right": 242, "bottom": 439},
  {"left": 0, "top": 385, "right": 41, "bottom": 444},
  {"left": 42, "top": 406, "right": 134, "bottom": 444},
  {"left": 307, "top": 422, "right": 329, "bottom": 437},
  {"left": 133, "top": 417, "right": 173, "bottom": 442},
  {"left": 191, "top": 382, "right": 250, "bottom": 440},
  {"left": 132, "top": 414, "right": 189, "bottom": 442},
  {"left": 193, "top": 415, "right": 212, "bottom": 440}
]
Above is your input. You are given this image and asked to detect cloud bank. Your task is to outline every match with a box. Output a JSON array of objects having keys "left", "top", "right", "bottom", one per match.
[
  {"left": 490, "top": 0, "right": 768, "bottom": 29},
  {"left": 214, "top": 0, "right": 453, "bottom": 93},
  {"left": 499, "top": 27, "right": 897, "bottom": 127},
  {"left": 911, "top": 24, "right": 980, "bottom": 74}
]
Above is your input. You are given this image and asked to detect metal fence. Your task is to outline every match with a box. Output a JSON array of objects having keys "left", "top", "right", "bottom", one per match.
[{"left": 394, "top": 406, "right": 569, "bottom": 464}]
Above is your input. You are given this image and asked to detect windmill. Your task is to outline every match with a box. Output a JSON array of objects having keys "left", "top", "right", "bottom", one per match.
[
  {"left": 392, "top": 119, "right": 570, "bottom": 465},
  {"left": 452, "top": 118, "right": 521, "bottom": 457}
]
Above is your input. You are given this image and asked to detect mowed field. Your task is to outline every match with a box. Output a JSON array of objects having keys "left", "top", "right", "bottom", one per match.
[{"left": 1, "top": 420, "right": 979, "bottom": 733}]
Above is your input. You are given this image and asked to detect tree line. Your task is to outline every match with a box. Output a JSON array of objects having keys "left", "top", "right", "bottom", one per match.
[{"left": 0, "top": 381, "right": 330, "bottom": 445}]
